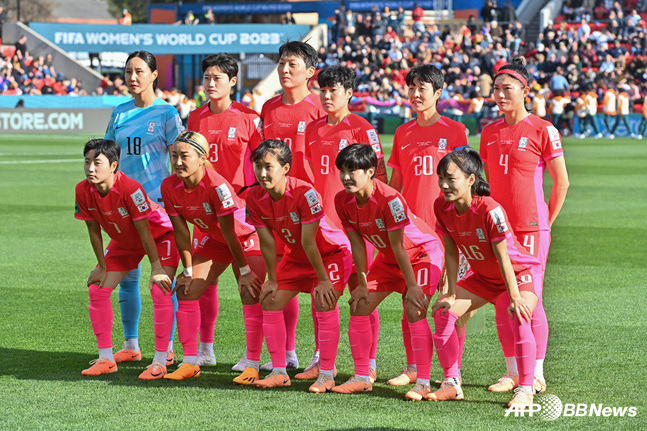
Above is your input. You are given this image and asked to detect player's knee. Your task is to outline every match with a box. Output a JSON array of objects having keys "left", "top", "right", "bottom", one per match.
[
  {"left": 404, "top": 302, "right": 427, "bottom": 323},
  {"left": 88, "top": 284, "right": 112, "bottom": 301}
]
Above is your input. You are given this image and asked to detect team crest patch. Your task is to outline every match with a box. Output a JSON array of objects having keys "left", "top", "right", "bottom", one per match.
[
  {"left": 228, "top": 127, "right": 237, "bottom": 139},
  {"left": 147, "top": 122, "right": 156, "bottom": 133},
  {"left": 118, "top": 207, "right": 129, "bottom": 217},
  {"left": 304, "top": 189, "right": 319, "bottom": 207},
  {"left": 222, "top": 198, "right": 234, "bottom": 209},
  {"left": 438, "top": 138, "right": 447, "bottom": 150},
  {"left": 137, "top": 202, "right": 149, "bottom": 213},
  {"left": 339, "top": 139, "right": 349, "bottom": 150},
  {"left": 193, "top": 237, "right": 199, "bottom": 249},
  {"left": 297, "top": 121, "right": 307, "bottom": 133},
  {"left": 476, "top": 228, "right": 485, "bottom": 240},
  {"left": 367, "top": 129, "right": 379, "bottom": 144},
  {"left": 290, "top": 211, "right": 300, "bottom": 223},
  {"left": 131, "top": 188, "right": 146, "bottom": 206},
  {"left": 310, "top": 203, "right": 322, "bottom": 215},
  {"left": 216, "top": 184, "right": 232, "bottom": 201},
  {"left": 203, "top": 202, "right": 213, "bottom": 214},
  {"left": 375, "top": 218, "right": 385, "bottom": 229},
  {"left": 518, "top": 137, "right": 528, "bottom": 149}
]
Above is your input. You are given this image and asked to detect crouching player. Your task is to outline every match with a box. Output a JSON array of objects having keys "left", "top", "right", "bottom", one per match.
[
  {"left": 160, "top": 131, "right": 265, "bottom": 382},
  {"left": 334, "top": 144, "right": 443, "bottom": 400},
  {"left": 75, "top": 139, "right": 178, "bottom": 378},
  {"left": 246, "top": 139, "right": 352, "bottom": 392},
  {"left": 430, "top": 148, "right": 543, "bottom": 407}
]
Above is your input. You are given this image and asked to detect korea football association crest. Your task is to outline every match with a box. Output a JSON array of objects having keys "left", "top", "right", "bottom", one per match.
[
  {"left": 118, "top": 207, "right": 129, "bottom": 217},
  {"left": 438, "top": 138, "right": 447, "bottom": 150},
  {"left": 518, "top": 137, "right": 528, "bottom": 149},
  {"left": 339, "top": 139, "right": 349, "bottom": 150},
  {"left": 476, "top": 228, "right": 486, "bottom": 241},
  {"left": 228, "top": 127, "right": 237, "bottom": 140},
  {"left": 297, "top": 121, "right": 307, "bottom": 133},
  {"left": 375, "top": 218, "right": 385, "bottom": 230},
  {"left": 290, "top": 211, "right": 300, "bottom": 223},
  {"left": 147, "top": 122, "right": 156, "bottom": 133},
  {"left": 203, "top": 202, "right": 213, "bottom": 215}
]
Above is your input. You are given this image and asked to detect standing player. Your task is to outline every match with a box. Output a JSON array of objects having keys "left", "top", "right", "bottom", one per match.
[
  {"left": 105, "top": 50, "right": 184, "bottom": 365},
  {"left": 160, "top": 131, "right": 266, "bottom": 382},
  {"left": 387, "top": 64, "right": 468, "bottom": 387},
  {"left": 430, "top": 148, "right": 543, "bottom": 407},
  {"left": 602, "top": 84, "right": 617, "bottom": 138},
  {"left": 480, "top": 58, "right": 569, "bottom": 395},
  {"left": 75, "top": 139, "right": 178, "bottom": 379},
  {"left": 187, "top": 53, "right": 264, "bottom": 367},
  {"left": 302, "top": 65, "right": 387, "bottom": 382},
  {"left": 637, "top": 92, "right": 647, "bottom": 139},
  {"left": 334, "top": 144, "right": 444, "bottom": 400},
  {"left": 260, "top": 41, "right": 327, "bottom": 371},
  {"left": 246, "top": 140, "right": 352, "bottom": 392}
]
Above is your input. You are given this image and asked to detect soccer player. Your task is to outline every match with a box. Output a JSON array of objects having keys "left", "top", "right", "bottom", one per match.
[
  {"left": 160, "top": 131, "right": 266, "bottom": 383},
  {"left": 430, "top": 148, "right": 543, "bottom": 407},
  {"left": 302, "top": 65, "right": 387, "bottom": 382},
  {"left": 188, "top": 53, "right": 264, "bottom": 368},
  {"left": 334, "top": 144, "right": 444, "bottom": 400},
  {"left": 480, "top": 58, "right": 569, "bottom": 395},
  {"left": 246, "top": 140, "right": 352, "bottom": 392},
  {"left": 260, "top": 40, "right": 327, "bottom": 371},
  {"left": 387, "top": 64, "right": 468, "bottom": 387},
  {"left": 75, "top": 139, "right": 178, "bottom": 379},
  {"left": 105, "top": 50, "right": 184, "bottom": 365}
]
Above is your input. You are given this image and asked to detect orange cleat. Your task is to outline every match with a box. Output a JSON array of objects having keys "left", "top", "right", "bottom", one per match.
[
  {"left": 331, "top": 376, "right": 372, "bottom": 394},
  {"left": 253, "top": 370, "right": 291, "bottom": 388},
  {"left": 163, "top": 363, "right": 201, "bottom": 380},
  {"left": 81, "top": 358, "right": 118, "bottom": 376},
  {"left": 166, "top": 351, "right": 176, "bottom": 367},
  {"left": 138, "top": 361, "right": 167, "bottom": 380},
  {"left": 113, "top": 348, "right": 142, "bottom": 363},
  {"left": 309, "top": 374, "right": 335, "bottom": 393},
  {"left": 387, "top": 366, "right": 417, "bottom": 386},
  {"left": 508, "top": 387, "right": 534, "bottom": 408},
  {"left": 533, "top": 377, "right": 547, "bottom": 394},
  {"left": 405, "top": 382, "right": 432, "bottom": 401},
  {"left": 425, "top": 380, "right": 464, "bottom": 401},
  {"left": 488, "top": 372, "right": 519, "bottom": 392},
  {"left": 233, "top": 367, "right": 259, "bottom": 385}
]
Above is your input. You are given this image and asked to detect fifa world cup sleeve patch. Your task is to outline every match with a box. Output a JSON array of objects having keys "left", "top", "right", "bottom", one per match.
[
  {"left": 304, "top": 189, "right": 319, "bottom": 207},
  {"left": 388, "top": 197, "right": 407, "bottom": 223},
  {"left": 489, "top": 206, "right": 509, "bottom": 233},
  {"left": 131, "top": 188, "right": 146, "bottom": 206},
  {"left": 216, "top": 184, "right": 232, "bottom": 201},
  {"left": 547, "top": 125, "right": 562, "bottom": 150}
]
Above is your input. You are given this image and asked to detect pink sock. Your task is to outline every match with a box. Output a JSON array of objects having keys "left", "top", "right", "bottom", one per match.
[
  {"left": 177, "top": 299, "right": 200, "bottom": 357},
  {"left": 509, "top": 315, "right": 537, "bottom": 387},
  {"left": 408, "top": 318, "right": 433, "bottom": 380},
  {"left": 242, "top": 303, "right": 263, "bottom": 362},
  {"left": 150, "top": 285, "right": 173, "bottom": 353},
  {"left": 432, "top": 309, "right": 460, "bottom": 378},
  {"left": 348, "top": 315, "right": 372, "bottom": 376},
  {"left": 369, "top": 307, "right": 380, "bottom": 360},
  {"left": 198, "top": 284, "right": 219, "bottom": 344},
  {"left": 283, "top": 296, "right": 299, "bottom": 351},
  {"left": 456, "top": 324, "right": 466, "bottom": 371},
  {"left": 316, "top": 308, "right": 340, "bottom": 371},
  {"left": 532, "top": 301, "right": 549, "bottom": 359},
  {"left": 495, "top": 294, "right": 515, "bottom": 357},
  {"left": 263, "top": 309, "right": 287, "bottom": 368},
  {"left": 401, "top": 311, "right": 415, "bottom": 365},
  {"left": 310, "top": 297, "right": 319, "bottom": 352},
  {"left": 88, "top": 284, "right": 114, "bottom": 349}
]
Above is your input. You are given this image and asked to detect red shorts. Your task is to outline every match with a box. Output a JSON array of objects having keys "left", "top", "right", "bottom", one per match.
[
  {"left": 366, "top": 253, "right": 442, "bottom": 296},
  {"left": 515, "top": 230, "right": 551, "bottom": 270},
  {"left": 277, "top": 249, "right": 352, "bottom": 293},
  {"left": 193, "top": 230, "right": 262, "bottom": 263},
  {"left": 350, "top": 239, "right": 376, "bottom": 275},
  {"left": 457, "top": 268, "right": 537, "bottom": 304},
  {"left": 104, "top": 231, "right": 179, "bottom": 272}
]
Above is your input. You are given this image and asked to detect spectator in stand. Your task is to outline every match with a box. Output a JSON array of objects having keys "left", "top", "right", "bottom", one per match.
[
  {"left": 282, "top": 11, "right": 296, "bottom": 25},
  {"left": 372, "top": 12, "right": 387, "bottom": 38},
  {"left": 577, "top": 18, "right": 591, "bottom": 41},
  {"left": 481, "top": 0, "right": 498, "bottom": 23},
  {"left": 119, "top": 9, "right": 132, "bottom": 25},
  {"left": 412, "top": 3, "right": 426, "bottom": 34},
  {"left": 193, "top": 84, "right": 207, "bottom": 108},
  {"left": 14, "top": 35, "right": 28, "bottom": 61},
  {"left": 549, "top": 66, "right": 570, "bottom": 92},
  {"left": 184, "top": 10, "right": 199, "bottom": 25},
  {"left": 502, "top": 1, "right": 517, "bottom": 23},
  {"left": 203, "top": 8, "right": 216, "bottom": 24}
]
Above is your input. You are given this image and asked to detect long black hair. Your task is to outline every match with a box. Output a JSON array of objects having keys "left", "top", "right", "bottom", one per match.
[
  {"left": 126, "top": 50, "right": 158, "bottom": 90},
  {"left": 437, "top": 148, "right": 490, "bottom": 197}
]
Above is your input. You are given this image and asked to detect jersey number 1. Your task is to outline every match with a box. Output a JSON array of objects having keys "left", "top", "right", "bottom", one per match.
[{"left": 126, "top": 137, "right": 142, "bottom": 155}]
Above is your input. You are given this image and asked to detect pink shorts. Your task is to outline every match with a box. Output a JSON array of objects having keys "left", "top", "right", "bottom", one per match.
[
  {"left": 366, "top": 252, "right": 442, "bottom": 296},
  {"left": 515, "top": 230, "right": 551, "bottom": 270},
  {"left": 277, "top": 249, "right": 352, "bottom": 293},
  {"left": 193, "top": 230, "right": 262, "bottom": 263},
  {"left": 458, "top": 268, "right": 538, "bottom": 304},
  {"left": 104, "top": 231, "right": 179, "bottom": 272}
]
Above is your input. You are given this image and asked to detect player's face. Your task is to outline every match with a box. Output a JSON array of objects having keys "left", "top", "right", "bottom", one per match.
[
  {"left": 493, "top": 74, "right": 529, "bottom": 113},
  {"left": 277, "top": 54, "right": 315, "bottom": 90},
  {"left": 339, "top": 166, "right": 375, "bottom": 194},
  {"left": 438, "top": 162, "right": 475, "bottom": 202},
  {"left": 253, "top": 151, "right": 290, "bottom": 191},
  {"left": 84, "top": 150, "right": 117, "bottom": 185},
  {"left": 171, "top": 141, "right": 204, "bottom": 179},
  {"left": 203, "top": 66, "right": 236, "bottom": 102},
  {"left": 320, "top": 83, "right": 353, "bottom": 114},
  {"left": 125, "top": 57, "right": 157, "bottom": 96},
  {"left": 407, "top": 77, "right": 442, "bottom": 113}
]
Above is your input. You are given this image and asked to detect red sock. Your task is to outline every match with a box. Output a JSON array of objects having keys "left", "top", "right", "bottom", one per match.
[
  {"left": 348, "top": 315, "right": 372, "bottom": 376},
  {"left": 150, "top": 285, "right": 173, "bottom": 353},
  {"left": 316, "top": 307, "right": 340, "bottom": 371},
  {"left": 509, "top": 315, "right": 537, "bottom": 387},
  {"left": 401, "top": 311, "right": 415, "bottom": 365},
  {"left": 198, "top": 284, "right": 219, "bottom": 344},
  {"left": 456, "top": 324, "right": 467, "bottom": 371},
  {"left": 310, "top": 297, "right": 319, "bottom": 352},
  {"left": 283, "top": 296, "right": 299, "bottom": 352},
  {"left": 242, "top": 303, "right": 263, "bottom": 362},
  {"left": 495, "top": 293, "right": 515, "bottom": 357},
  {"left": 432, "top": 309, "right": 460, "bottom": 378},
  {"left": 532, "top": 301, "right": 549, "bottom": 359},
  {"left": 263, "top": 309, "right": 287, "bottom": 368},
  {"left": 369, "top": 308, "right": 380, "bottom": 361},
  {"left": 177, "top": 300, "right": 200, "bottom": 357},
  {"left": 409, "top": 318, "right": 433, "bottom": 380},
  {"left": 88, "top": 284, "right": 114, "bottom": 349}
]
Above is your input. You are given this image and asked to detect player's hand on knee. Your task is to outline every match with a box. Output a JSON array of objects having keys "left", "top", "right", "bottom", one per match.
[
  {"left": 88, "top": 266, "right": 106, "bottom": 288},
  {"left": 349, "top": 283, "right": 369, "bottom": 313},
  {"left": 404, "top": 284, "right": 428, "bottom": 312},
  {"left": 432, "top": 293, "right": 455, "bottom": 315},
  {"left": 508, "top": 295, "right": 532, "bottom": 324},
  {"left": 259, "top": 279, "right": 278, "bottom": 305},
  {"left": 238, "top": 272, "right": 262, "bottom": 298},
  {"left": 150, "top": 269, "right": 172, "bottom": 292},
  {"left": 314, "top": 280, "right": 336, "bottom": 310}
]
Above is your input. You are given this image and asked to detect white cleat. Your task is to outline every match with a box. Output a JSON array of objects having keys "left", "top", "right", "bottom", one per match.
[
  {"left": 197, "top": 352, "right": 217, "bottom": 366},
  {"left": 231, "top": 351, "right": 247, "bottom": 372}
]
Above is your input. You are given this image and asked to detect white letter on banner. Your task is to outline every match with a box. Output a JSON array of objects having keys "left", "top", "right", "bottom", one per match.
[
  {"left": 144, "top": 33, "right": 153, "bottom": 45},
  {"left": 196, "top": 33, "right": 206, "bottom": 45}
]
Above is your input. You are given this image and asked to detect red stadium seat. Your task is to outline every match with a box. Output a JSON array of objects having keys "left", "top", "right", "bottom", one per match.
[{"left": 1, "top": 45, "right": 16, "bottom": 58}]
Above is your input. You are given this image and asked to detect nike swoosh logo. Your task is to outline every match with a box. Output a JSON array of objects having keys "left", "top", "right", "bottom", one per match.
[
  {"left": 108, "top": 364, "right": 116, "bottom": 369},
  {"left": 402, "top": 143, "right": 413, "bottom": 149},
  {"left": 264, "top": 123, "right": 273, "bottom": 128},
  {"left": 173, "top": 205, "right": 183, "bottom": 208},
  {"left": 487, "top": 141, "right": 496, "bottom": 146},
  {"left": 116, "top": 125, "right": 125, "bottom": 130},
  {"left": 260, "top": 216, "right": 271, "bottom": 219},
  {"left": 151, "top": 372, "right": 163, "bottom": 377}
]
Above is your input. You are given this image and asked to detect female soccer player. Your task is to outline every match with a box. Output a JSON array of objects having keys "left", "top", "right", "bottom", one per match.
[
  {"left": 334, "top": 144, "right": 444, "bottom": 400},
  {"left": 105, "top": 50, "right": 184, "bottom": 365},
  {"left": 75, "top": 139, "right": 178, "bottom": 379},
  {"left": 160, "top": 131, "right": 266, "bottom": 383},
  {"left": 430, "top": 148, "right": 543, "bottom": 407},
  {"left": 480, "top": 58, "right": 569, "bottom": 395},
  {"left": 246, "top": 139, "right": 352, "bottom": 393}
]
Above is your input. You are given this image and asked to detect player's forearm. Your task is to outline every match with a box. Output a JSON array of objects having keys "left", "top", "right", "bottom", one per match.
[
  {"left": 134, "top": 219, "right": 162, "bottom": 268},
  {"left": 222, "top": 228, "right": 249, "bottom": 269},
  {"left": 393, "top": 242, "right": 417, "bottom": 288},
  {"left": 87, "top": 225, "right": 106, "bottom": 268},
  {"left": 493, "top": 240, "right": 522, "bottom": 299},
  {"left": 444, "top": 246, "right": 459, "bottom": 296},
  {"left": 548, "top": 179, "right": 569, "bottom": 226},
  {"left": 376, "top": 159, "right": 389, "bottom": 183},
  {"left": 302, "top": 240, "right": 329, "bottom": 282},
  {"left": 259, "top": 233, "right": 278, "bottom": 282}
]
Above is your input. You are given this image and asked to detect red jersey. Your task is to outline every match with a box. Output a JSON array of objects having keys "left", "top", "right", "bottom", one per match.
[
  {"left": 161, "top": 169, "right": 255, "bottom": 244},
  {"left": 335, "top": 179, "right": 442, "bottom": 265},
  {"left": 261, "top": 93, "right": 326, "bottom": 184},
  {"left": 480, "top": 114, "right": 564, "bottom": 233},
  {"left": 304, "top": 113, "right": 384, "bottom": 228},
  {"left": 388, "top": 116, "right": 468, "bottom": 228},
  {"left": 245, "top": 176, "right": 350, "bottom": 263},
  {"left": 188, "top": 101, "right": 264, "bottom": 194},
  {"left": 434, "top": 195, "right": 541, "bottom": 284},
  {"left": 74, "top": 171, "right": 172, "bottom": 249}
]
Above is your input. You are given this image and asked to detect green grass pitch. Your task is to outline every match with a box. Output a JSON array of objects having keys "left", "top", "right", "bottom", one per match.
[{"left": 0, "top": 133, "right": 645, "bottom": 430}]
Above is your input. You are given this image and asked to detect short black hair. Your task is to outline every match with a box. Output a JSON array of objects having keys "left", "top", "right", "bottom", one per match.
[
  {"left": 201, "top": 53, "right": 238, "bottom": 79},
  {"left": 335, "top": 144, "right": 377, "bottom": 177},
  {"left": 83, "top": 139, "right": 121, "bottom": 171},
  {"left": 279, "top": 41, "right": 317, "bottom": 69},
  {"left": 496, "top": 57, "right": 530, "bottom": 88},
  {"left": 437, "top": 148, "right": 490, "bottom": 197},
  {"left": 405, "top": 64, "right": 444, "bottom": 93},
  {"left": 126, "top": 51, "right": 158, "bottom": 90},
  {"left": 317, "top": 65, "right": 357, "bottom": 91},
  {"left": 251, "top": 139, "right": 292, "bottom": 168}
]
